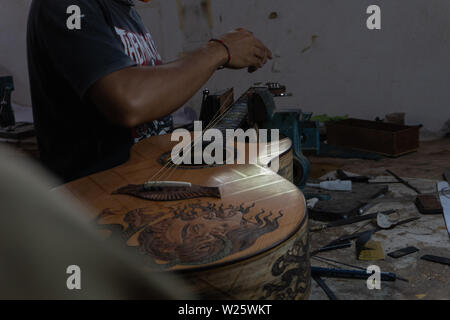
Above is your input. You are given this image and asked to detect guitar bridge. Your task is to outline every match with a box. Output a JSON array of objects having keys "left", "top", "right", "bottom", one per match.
[{"left": 113, "top": 181, "right": 221, "bottom": 201}]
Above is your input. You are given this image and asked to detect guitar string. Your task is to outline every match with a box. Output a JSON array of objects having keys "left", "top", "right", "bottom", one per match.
[
  {"left": 147, "top": 93, "right": 234, "bottom": 182},
  {"left": 149, "top": 93, "right": 235, "bottom": 182},
  {"left": 155, "top": 90, "right": 249, "bottom": 182},
  {"left": 148, "top": 92, "right": 237, "bottom": 182},
  {"left": 154, "top": 93, "right": 238, "bottom": 182}
]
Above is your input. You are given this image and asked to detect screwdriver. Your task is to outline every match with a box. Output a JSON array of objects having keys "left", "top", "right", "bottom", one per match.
[{"left": 311, "top": 266, "right": 408, "bottom": 282}]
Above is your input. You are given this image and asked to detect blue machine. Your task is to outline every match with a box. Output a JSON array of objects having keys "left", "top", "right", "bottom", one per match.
[
  {"left": 248, "top": 87, "right": 320, "bottom": 189},
  {"left": 298, "top": 112, "right": 321, "bottom": 156}
]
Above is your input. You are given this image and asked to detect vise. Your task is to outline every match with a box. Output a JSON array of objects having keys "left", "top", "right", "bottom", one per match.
[
  {"left": 247, "top": 84, "right": 313, "bottom": 188},
  {"left": 200, "top": 83, "right": 315, "bottom": 189}
]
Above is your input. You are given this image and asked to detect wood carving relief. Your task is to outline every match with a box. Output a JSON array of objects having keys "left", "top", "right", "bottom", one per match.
[{"left": 97, "top": 201, "right": 284, "bottom": 269}]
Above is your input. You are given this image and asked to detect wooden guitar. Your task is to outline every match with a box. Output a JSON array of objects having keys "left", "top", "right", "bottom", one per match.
[{"left": 58, "top": 86, "right": 310, "bottom": 300}]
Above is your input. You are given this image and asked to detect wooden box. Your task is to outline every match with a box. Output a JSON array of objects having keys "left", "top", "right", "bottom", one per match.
[{"left": 326, "top": 118, "right": 420, "bottom": 157}]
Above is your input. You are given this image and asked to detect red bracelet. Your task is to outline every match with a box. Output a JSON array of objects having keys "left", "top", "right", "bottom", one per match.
[{"left": 209, "top": 38, "right": 231, "bottom": 69}]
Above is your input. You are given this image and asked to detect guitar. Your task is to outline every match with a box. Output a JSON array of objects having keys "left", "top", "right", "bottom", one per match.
[{"left": 59, "top": 85, "right": 310, "bottom": 300}]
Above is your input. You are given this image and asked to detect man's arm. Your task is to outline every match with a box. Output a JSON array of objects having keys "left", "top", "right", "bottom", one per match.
[{"left": 89, "top": 28, "right": 272, "bottom": 128}]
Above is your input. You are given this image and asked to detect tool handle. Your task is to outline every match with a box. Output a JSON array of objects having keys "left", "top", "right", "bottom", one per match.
[
  {"left": 311, "top": 242, "right": 352, "bottom": 256},
  {"left": 311, "top": 267, "right": 398, "bottom": 281}
]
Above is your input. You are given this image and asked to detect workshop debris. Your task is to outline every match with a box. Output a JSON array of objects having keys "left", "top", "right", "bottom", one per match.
[
  {"left": 310, "top": 209, "right": 396, "bottom": 232},
  {"left": 336, "top": 169, "right": 369, "bottom": 183},
  {"left": 309, "top": 170, "right": 447, "bottom": 299},
  {"left": 385, "top": 216, "right": 421, "bottom": 230},
  {"left": 311, "top": 266, "right": 407, "bottom": 282},
  {"left": 311, "top": 242, "right": 352, "bottom": 256},
  {"left": 437, "top": 181, "right": 450, "bottom": 235},
  {"left": 307, "top": 183, "right": 388, "bottom": 221},
  {"left": 367, "top": 175, "right": 401, "bottom": 184},
  {"left": 388, "top": 246, "right": 419, "bottom": 259},
  {"left": 312, "top": 256, "right": 408, "bottom": 281},
  {"left": 322, "top": 216, "right": 420, "bottom": 250},
  {"left": 357, "top": 240, "right": 384, "bottom": 261},
  {"left": 358, "top": 194, "right": 385, "bottom": 214},
  {"left": 356, "top": 231, "right": 385, "bottom": 261},
  {"left": 312, "top": 276, "right": 338, "bottom": 300},
  {"left": 313, "top": 256, "right": 364, "bottom": 271},
  {"left": 415, "top": 194, "right": 443, "bottom": 214},
  {"left": 306, "top": 179, "right": 352, "bottom": 191},
  {"left": 306, "top": 197, "right": 319, "bottom": 209},
  {"left": 386, "top": 169, "right": 422, "bottom": 194},
  {"left": 377, "top": 212, "right": 394, "bottom": 229},
  {"left": 421, "top": 254, "right": 450, "bottom": 266}
]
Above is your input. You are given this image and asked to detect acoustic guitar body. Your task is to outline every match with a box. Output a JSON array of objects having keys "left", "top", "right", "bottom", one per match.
[{"left": 60, "top": 134, "right": 310, "bottom": 300}]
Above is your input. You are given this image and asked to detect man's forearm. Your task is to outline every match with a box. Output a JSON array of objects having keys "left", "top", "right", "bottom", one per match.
[{"left": 90, "top": 41, "right": 228, "bottom": 127}]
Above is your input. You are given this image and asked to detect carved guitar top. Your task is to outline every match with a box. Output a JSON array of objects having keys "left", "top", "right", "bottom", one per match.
[{"left": 58, "top": 133, "right": 306, "bottom": 272}]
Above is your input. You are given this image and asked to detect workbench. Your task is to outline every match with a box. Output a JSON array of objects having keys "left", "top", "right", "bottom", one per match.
[{"left": 309, "top": 176, "right": 450, "bottom": 300}]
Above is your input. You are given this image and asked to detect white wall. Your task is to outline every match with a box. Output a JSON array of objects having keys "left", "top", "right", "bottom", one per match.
[
  {"left": 146, "top": 0, "right": 450, "bottom": 135},
  {"left": 1, "top": 0, "right": 449, "bottom": 135}
]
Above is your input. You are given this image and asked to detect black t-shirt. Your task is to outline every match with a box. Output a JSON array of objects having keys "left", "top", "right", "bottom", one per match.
[{"left": 27, "top": 0, "right": 172, "bottom": 183}]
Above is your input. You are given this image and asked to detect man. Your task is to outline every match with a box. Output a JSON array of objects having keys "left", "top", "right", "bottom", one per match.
[{"left": 27, "top": 0, "right": 272, "bottom": 183}]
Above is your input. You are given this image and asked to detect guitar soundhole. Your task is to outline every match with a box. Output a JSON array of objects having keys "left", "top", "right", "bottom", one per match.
[{"left": 158, "top": 146, "right": 237, "bottom": 169}]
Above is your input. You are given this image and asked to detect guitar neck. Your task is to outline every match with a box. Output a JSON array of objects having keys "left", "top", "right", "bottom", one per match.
[{"left": 211, "top": 90, "right": 250, "bottom": 134}]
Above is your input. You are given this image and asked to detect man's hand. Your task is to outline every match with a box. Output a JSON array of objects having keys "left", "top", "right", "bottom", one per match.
[
  {"left": 219, "top": 28, "right": 272, "bottom": 72},
  {"left": 89, "top": 28, "right": 272, "bottom": 128}
]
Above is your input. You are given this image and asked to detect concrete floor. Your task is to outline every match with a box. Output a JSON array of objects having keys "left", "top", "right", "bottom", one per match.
[{"left": 308, "top": 138, "right": 450, "bottom": 300}]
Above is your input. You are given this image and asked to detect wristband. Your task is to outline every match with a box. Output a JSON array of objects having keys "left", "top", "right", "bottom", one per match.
[{"left": 209, "top": 38, "right": 231, "bottom": 69}]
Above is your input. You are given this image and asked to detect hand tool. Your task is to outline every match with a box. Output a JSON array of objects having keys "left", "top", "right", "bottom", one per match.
[
  {"left": 306, "top": 179, "right": 352, "bottom": 191},
  {"left": 358, "top": 194, "right": 386, "bottom": 215},
  {"left": 311, "top": 266, "right": 408, "bottom": 282},
  {"left": 386, "top": 169, "right": 422, "bottom": 194},
  {"left": 324, "top": 216, "right": 421, "bottom": 248},
  {"left": 313, "top": 255, "right": 365, "bottom": 270},
  {"left": 312, "top": 256, "right": 409, "bottom": 282},
  {"left": 312, "top": 276, "right": 338, "bottom": 300},
  {"left": 310, "top": 209, "right": 396, "bottom": 232},
  {"left": 336, "top": 169, "right": 370, "bottom": 183},
  {"left": 310, "top": 242, "right": 352, "bottom": 256},
  {"left": 388, "top": 246, "right": 419, "bottom": 259},
  {"left": 421, "top": 254, "right": 450, "bottom": 266}
]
